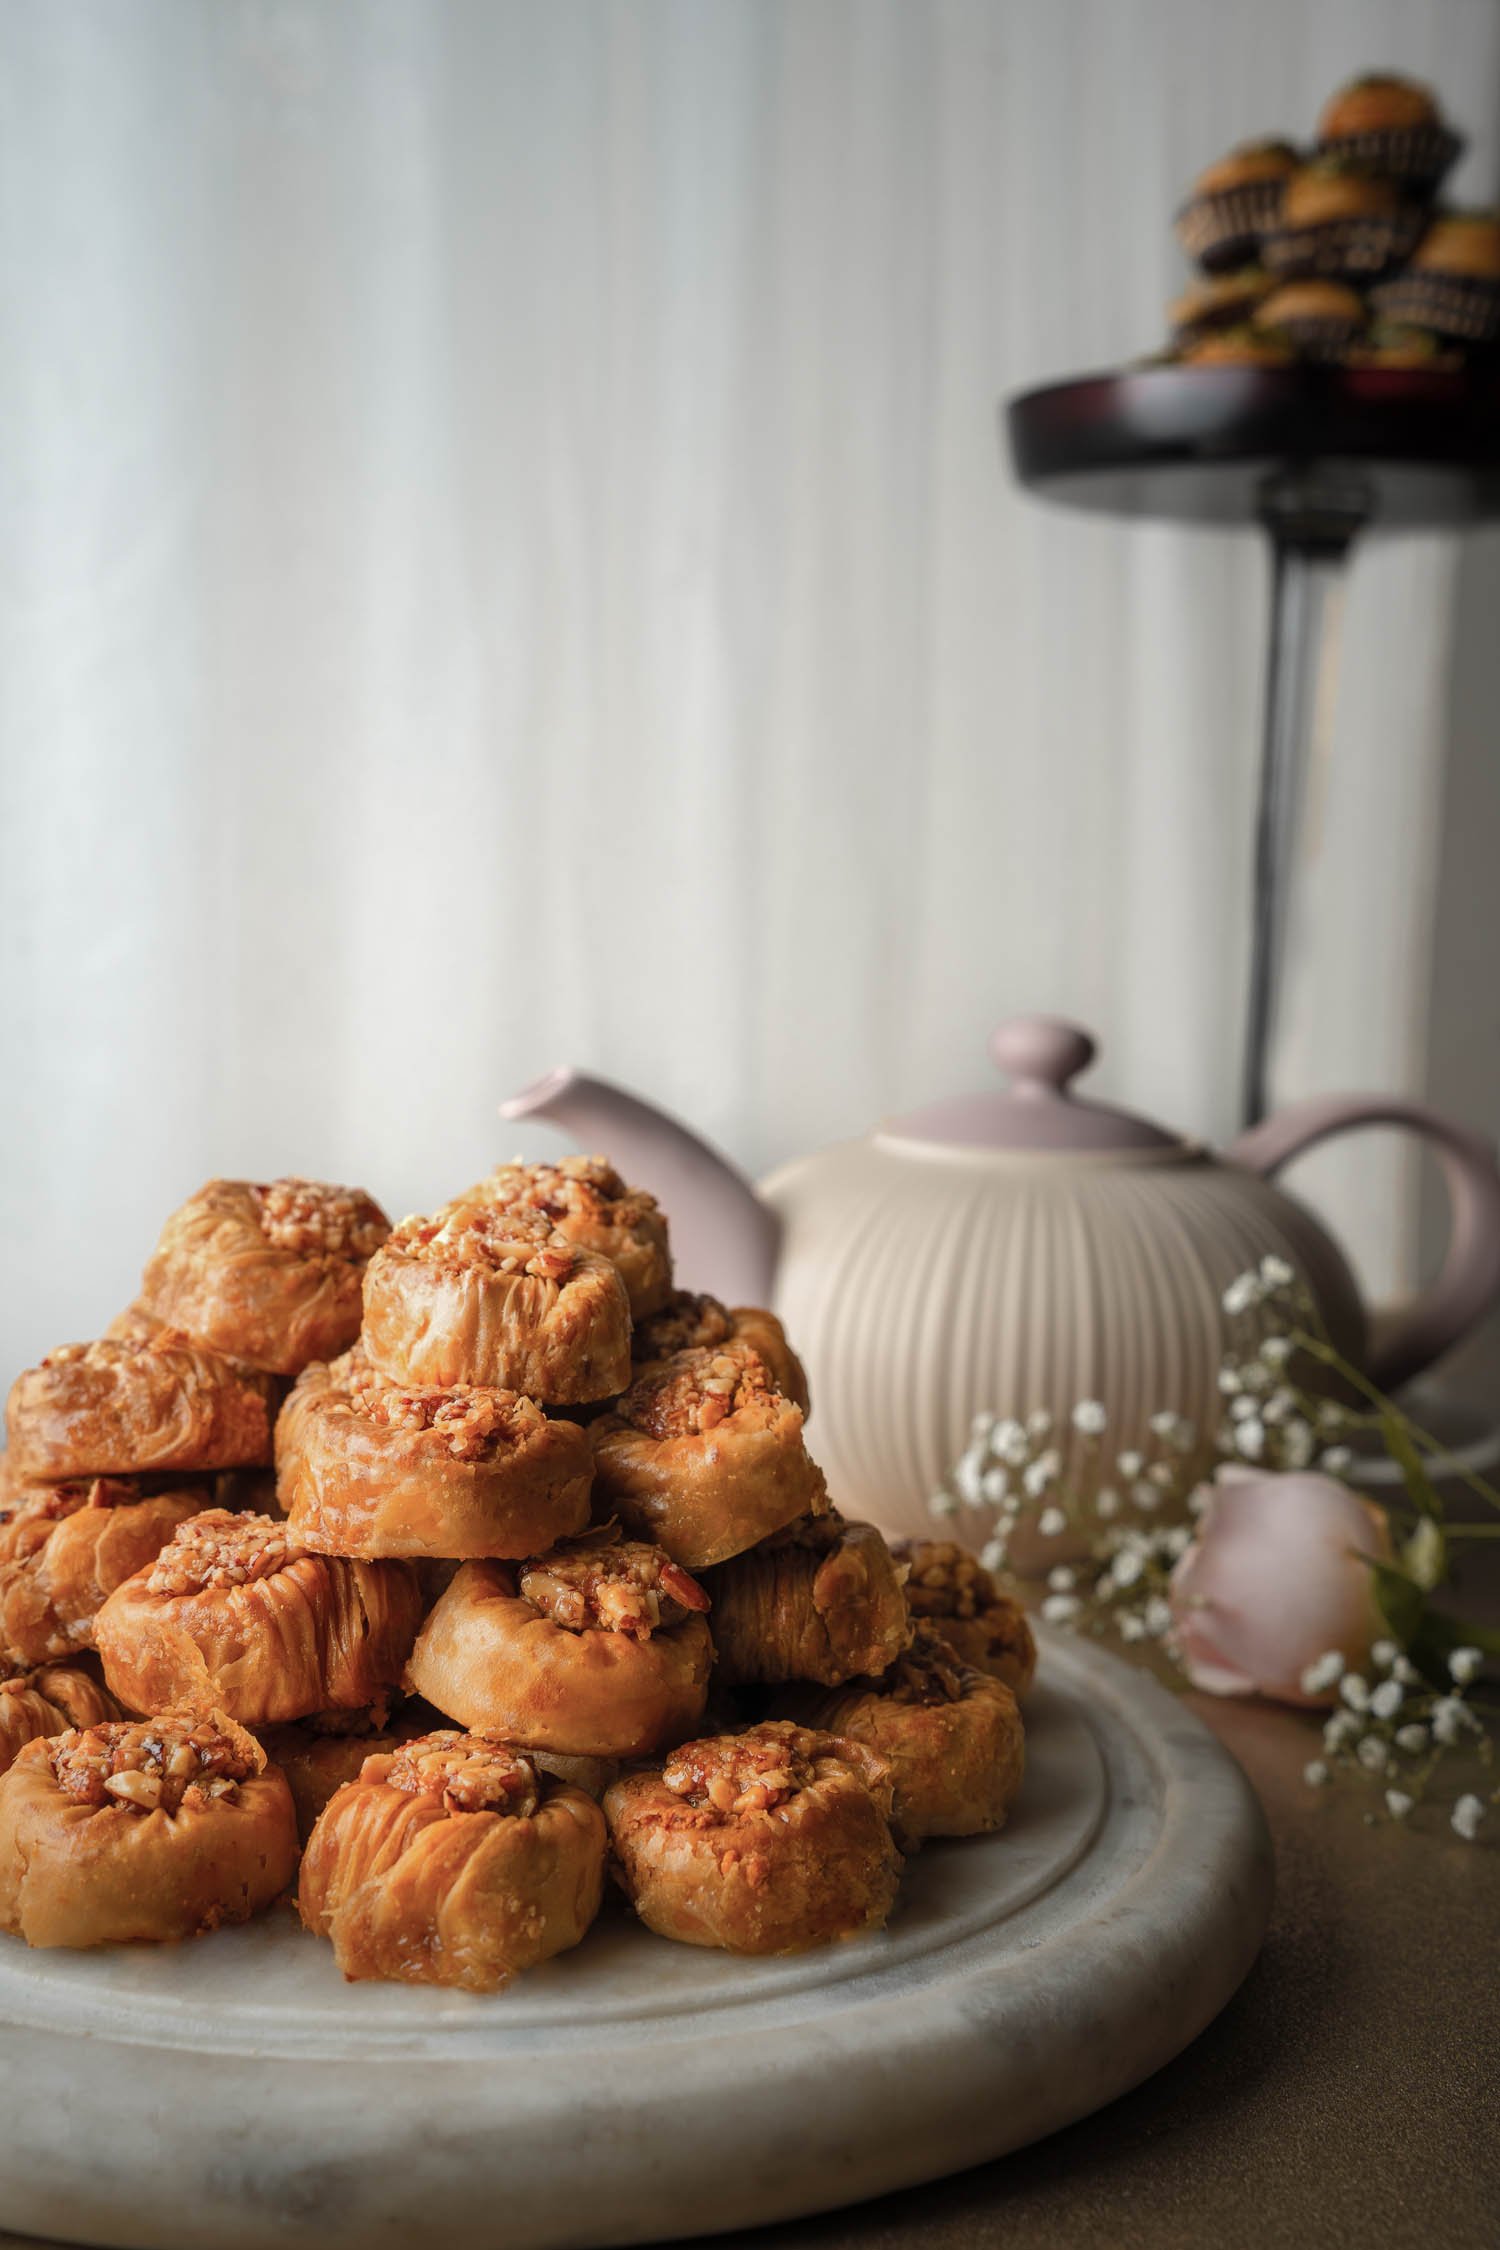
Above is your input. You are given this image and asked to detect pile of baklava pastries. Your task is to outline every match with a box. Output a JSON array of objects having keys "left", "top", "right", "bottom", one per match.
[{"left": 0, "top": 1162, "right": 1033, "bottom": 1991}]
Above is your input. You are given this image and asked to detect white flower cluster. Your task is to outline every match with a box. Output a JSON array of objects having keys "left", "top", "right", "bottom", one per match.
[
  {"left": 1301, "top": 1641, "right": 1494, "bottom": 1838},
  {"left": 1212, "top": 1258, "right": 1359, "bottom": 1477},
  {"left": 932, "top": 1394, "right": 1201, "bottom": 1582}
]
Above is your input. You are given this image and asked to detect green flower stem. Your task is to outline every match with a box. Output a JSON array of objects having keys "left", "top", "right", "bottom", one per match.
[{"left": 1293, "top": 1330, "right": 1500, "bottom": 1517}]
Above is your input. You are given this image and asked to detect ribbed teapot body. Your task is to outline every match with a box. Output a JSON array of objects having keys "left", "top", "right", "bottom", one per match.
[{"left": 762, "top": 1135, "right": 1365, "bottom": 1559}]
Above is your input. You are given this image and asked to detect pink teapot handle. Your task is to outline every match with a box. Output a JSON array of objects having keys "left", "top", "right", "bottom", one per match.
[{"left": 1228, "top": 1096, "right": 1500, "bottom": 1392}]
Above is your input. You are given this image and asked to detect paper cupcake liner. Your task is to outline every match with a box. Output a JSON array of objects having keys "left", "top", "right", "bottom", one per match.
[
  {"left": 1175, "top": 182, "right": 1287, "bottom": 274},
  {"left": 1263, "top": 207, "right": 1425, "bottom": 281},
  {"left": 1370, "top": 269, "right": 1500, "bottom": 343},
  {"left": 1317, "top": 121, "right": 1463, "bottom": 200},
  {"left": 1262, "top": 316, "right": 1363, "bottom": 364}
]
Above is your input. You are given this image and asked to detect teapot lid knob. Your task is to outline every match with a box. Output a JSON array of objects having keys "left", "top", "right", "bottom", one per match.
[{"left": 989, "top": 1017, "right": 1096, "bottom": 1094}]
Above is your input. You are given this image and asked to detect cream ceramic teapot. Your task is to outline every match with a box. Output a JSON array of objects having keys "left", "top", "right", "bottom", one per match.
[{"left": 502, "top": 1017, "right": 1500, "bottom": 1547}]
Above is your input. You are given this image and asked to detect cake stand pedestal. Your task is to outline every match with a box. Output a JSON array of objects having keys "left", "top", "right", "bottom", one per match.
[{"left": 1005, "top": 364, "right": 1500, "bottom": 1123}]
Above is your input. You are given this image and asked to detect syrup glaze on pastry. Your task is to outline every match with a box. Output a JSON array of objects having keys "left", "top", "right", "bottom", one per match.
[
  {"left": 632, "top": 1291, "right": 810, "bottom": 1415},
  {"left": 592, "top": 1343, "right": 825, "bottom": 1568},
  {"left": 298, "top": 1730, "right": 606, "bottom": 1990},
  {"left": 704, "top": 1510, "right": 910, "bottom": 1688},
  {"left": 94, "top": 1510, "right": 424, "bottom": 1726},
  {"left": 604, "top": 1720, "right": 901, "bottom": 1956},
  {"left": 276, "top": 1347, "right": 593, "bottom": 1560},
  {"left": 465, "top": 1156, "right": 672, "bottom": 1322},
  {"left": 0, "top": 1709, "right": 298, "bottom": 1947},
  {"left": 140, "top": 1178, "right": 390, "bottom": 1376},
  {"left": 361, "top": 1204, "right": 632, "bottom": 1402},
  {"left": 889, "top": 1538, "right": 1037, "bottom": 1697},
  {"left": 0, "top": 1662, "right": 124, "bottom": 1776},
  {"left": 5, "top": 1334, "right": 273, "bottom": 1484},
  {"left": 0, "top": 1477, "right": 207, "bottom": 1669},
  {"left": 782, "top": 1623, "right": 1025, "bottom": 1847},
  {"left": 405, "top": 1531, "right": 713, "bottom": 1760}
]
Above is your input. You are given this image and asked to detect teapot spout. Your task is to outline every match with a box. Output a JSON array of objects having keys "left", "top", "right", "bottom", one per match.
[{"left": 499, "top": 1069, "right": 780, "bottom": 1306}]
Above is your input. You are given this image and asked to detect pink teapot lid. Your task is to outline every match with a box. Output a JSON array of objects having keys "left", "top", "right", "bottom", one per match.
[{"left": 882, "top": 1016, "right": 1183, "bottom": 1153}]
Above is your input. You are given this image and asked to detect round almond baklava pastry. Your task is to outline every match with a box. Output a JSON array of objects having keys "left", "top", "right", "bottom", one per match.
[
  {"left": 604, "top": 1720, "right": 901, "bottom": 1956},
  {"left": 140, "top": 1177, "right": 391, "bottom": 1376},
  {"left": 0, "top": 1477, "right": 207, "bottom": 1669},
  {"left": 465, "top": 1156, "right": 672, "bottom": 1321},
  {"left": 0, "top": 1663, "right": 124, "bottom": 1776},
  {"left": 257, "top": 1702, "right": 434, "bottom": 1844},
  {"left": 1316, "top": 73, "right": 1462, "bottom": 199},
  {"left": 704, "top": 1510, "right": 910, "bottom": 1688},
  {"left": 276, "top": 1347, "right": 593, "bottom": 1559},
  {"left": 5, "top": 1334, "right": 272, "bottom": 1485},
  {"left": 0, "top": 1710, "right": 298, "bottom": 1948},
  {"left": 406, "top": 1533, "right": 713, "bottom": 1760},
  {"left": 298, "top": 1730, "right": 606, "bottom": 1990},
  {"left": 591, "top": 1343, "right": 825, "bottom": 1569},
  {"left": 782, "top": 1625, "right": 1025, "bottom": 1848},
  {"left": 361, "top": 1204, "right": 631, "bottom": 1402},
  {"left": 889, "top": 1537, "right": 1037, "bottom": 1697},
  {"left": 94, "top": 1510, "right": 424, "bottom": 1726},
  {"left": 632, "top": 1291, "right": 811, "bottom": 1414}
]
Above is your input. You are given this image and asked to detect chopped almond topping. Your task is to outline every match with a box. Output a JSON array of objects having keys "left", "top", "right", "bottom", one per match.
[
  {"left": 633, "top": 1291, "right": 735, "bottom": 1361},
  {"left": 386, "top": 1731, "right": 540, "bottom": 1817},
  {"left": 617, "top": 1343, "right": 779, "bottom": 1441},
  {"left": 251, "top": 1178, "right": 389, "bottom": 1261},
  {"left": 661, "top": 1724, "right": 853, "bottom": 1819},
  {"left": 49, "top": 1712, "right": 259, "bottom": 1814},
  {"left": 519, "top": 1528, "right": 709, "bottom": 1638},
  {"left": 387, "top": 1203, "right": 578, "bottom": 1281},
  {"left": 146, "top": 1510, "right": 299, "bottom": 1598},
  {"left": 342, "top": 1351, "right": 545, "bottom": 1461}
]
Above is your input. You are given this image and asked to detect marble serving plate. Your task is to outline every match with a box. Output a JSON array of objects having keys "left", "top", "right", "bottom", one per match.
[{"left": 0, "top": 1629, "right": 1272, "bottom": 2250}]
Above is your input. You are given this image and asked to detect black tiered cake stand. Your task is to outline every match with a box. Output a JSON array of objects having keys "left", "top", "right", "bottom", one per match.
[{"left": 1006, "top": 363, "right": 1500, "bottom": 1122}]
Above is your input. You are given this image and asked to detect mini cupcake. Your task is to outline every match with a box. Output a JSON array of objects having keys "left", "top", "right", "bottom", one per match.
[
  {"left": 1254, "top": 280, "right": 1366, "bottom": 361},
  {"left": 1316, "top": 75, "right": 1462, "bottom": 200},
  {"left": 1341, "top": 321, "right": 1464, "bottom": 371},
  {"left": 1177, "top": 324, "right": 1297, "bottom": 369},
  {"left": 1371, "top": 213, "right": 1500, "bottom": 343},
  {"left": 1176, "top": 140, "right": 1302, "bottom": 273},
  {"left": 1167, "top": 267, "right": 1275, "bottom": 348},
  {"left": 1264, "top": 162, "right": 1424, "bottom": 279}
]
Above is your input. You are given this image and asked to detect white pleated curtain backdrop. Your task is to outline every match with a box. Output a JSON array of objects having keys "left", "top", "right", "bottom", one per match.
[{"left": 1, "top": 0, "right": 1496, "bottom": 1380}]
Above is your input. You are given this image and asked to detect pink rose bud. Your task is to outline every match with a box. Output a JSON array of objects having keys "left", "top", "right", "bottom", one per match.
[{"left": 1167, "top": 1469, "right": 1392, "bottom": 1705}]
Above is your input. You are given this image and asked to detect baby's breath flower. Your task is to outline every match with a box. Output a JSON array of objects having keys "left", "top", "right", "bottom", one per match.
[
  {"left": 1023, "top": 1456, "right": 1058, "bottom": 1498},
  {"left": 1040, "top": 1593, "right": 1080, "bottom": 1624},
  {"left": 1324, "top": 1711, "right": 1360, "bottom": 1750},
  {"left": 1395, "top": 1724, "right": 1430, "bottom": 1756},
  {"left": 1218, "top": 1367, "right": 1242, "bottom": 1395},
  {"left": 1303, "top": 1759, "right": 1330, "bottom": 1787},
  {"left": 1392, "top": 1655, "right": 1421, "bottom": 1687},
  {"left": 970, "top": 1410, "right": 996, "bottom": 1442},
  {"left": 1260, "top": 1388, "right": 1296, "bottom": 1427},
  {"left": 1320, "top": 1445, "right": 1354, "bottom": 1476},
  {"left": 1371, "top": 1639, "right": 1399, "bottom": 1671},
  {"left": 1095, "top": 1486, "right": 1120, "bottom": 1519},
  {"left": 1356, "top": 1736, "right": 1390, "bottom": 1774},
  {"left": 1282, "top": 1420, "right": 1315, "bottom": 1468},
  {"left": 930, "top": 1492, "right": 959, "bottom": 1519},
  {"left": 979, "top": 1538, "right": 1007, "bottom": 1573},
  {"left": 992, "top": 1419, "right": 1029, "bottom": 1466},
  {"left": 1384, "top": 1789, "right": 1414, "bottom": 1822},
  {"left": 1259, "top": 1254, "right": 1294, "bottom": 1286},
  {"left": 1258, "top": 1335, "right": 1293, "bottom": 1368},
  {"left": 1046, "top": 1567, "right": 1076, "bottom": 1594},
  {"left": 1341, "top": 1674, "right": 1370, "bottom": 1712},
  {"left": 1229, "top": 1395, "right": 1259, "bottom": 1423},
  {"left": 1147, "top": 1460, "right": 1177, "bottom": 1489},
  {"left": 1118, "top": 1613, "right": 1148, "bottom": 1642},
  {"left": 1448, "top": 1647, "right": 1483, "bottom": 1685},
  {"left": 1222, "top": 1273, "right": 1261, "bottom": 1316},
  {"left": 953, "top": 1453, "right": 984, "bottom": 1504},
  {"left": 1111, "top": 1549, "right": 1145, "bottom": 1591},
  {"left": 1301, "top": 1651, "right": 1345, "bottom": 1695},
  {"left": 1116, "top": 1450, "right": 1144, "bottom": 1481},
  {"left": 1036, "top": 1505, "right": 1068, "bottom": 1538},
  {"left": 1026, "top": 1408, "right": 1053, "bottom": 1439},
  {"left": 979, "top": 1468, "right": 1007, "bottom": 1506},
  {"left": 1234, "top": 1419, "right": 1266, "bottom": 1460},
  {"left": 1432, "top": 1697, "right": 1477, "bottom": 1746},
  {"left": 1071, "top": 1399, "right": 1107, "bottom": 1436},
  {"left": 1143, "top": 1596, "right": 1173, "bottom": 1638},
  {"left": 1368, "top": 1679, "right": 1404, "bottom": 1722},
  {"left": 1451, "top": 1794, "right": 1486, "bottom": 1842},
  {"left": 1132, "top": 1481, "right": 1162, "bottom": 1512},
  {"left": 1163, "top": 1525, "right": 1193, "bottom": 1558}
]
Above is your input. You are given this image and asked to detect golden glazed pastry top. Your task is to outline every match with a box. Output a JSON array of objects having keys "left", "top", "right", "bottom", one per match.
[
  {"left": 465, "top": 1156, "right": 672, "bottom": 1320},
  {"left": 361, "top": 1204, "right": 632, "bottom": 1402},
  {"left": 1191, "top": 139, "right": 1301, "bottom": 198},
  {"left": 141, "top": 1178, "right": 391, "bottom": 1376},
  {"left": 1410, "top": 212, "right": 1500, "bottom": 279},
  {"left": 1318, "top": 74, "right": 1443, "bottom": 139},
  {"left": 1281, "top": 163, "right": 1401, "bottom": 229},
  {"left": 5, "top": 1334, "right": 272, "bottom": 1484},
  {"left": 276, "top": 1347, "right": 593, "bottom": 1559}
]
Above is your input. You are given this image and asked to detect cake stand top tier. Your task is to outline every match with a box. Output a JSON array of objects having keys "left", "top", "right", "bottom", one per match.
[{"left": 1005, "top": 364, "right": 1500, "bottom": 534}]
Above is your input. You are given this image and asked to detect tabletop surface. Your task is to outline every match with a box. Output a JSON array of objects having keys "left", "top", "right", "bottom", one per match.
[{"left": 2, "top": 1656, "right": 1495, "bottom": 2250}]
